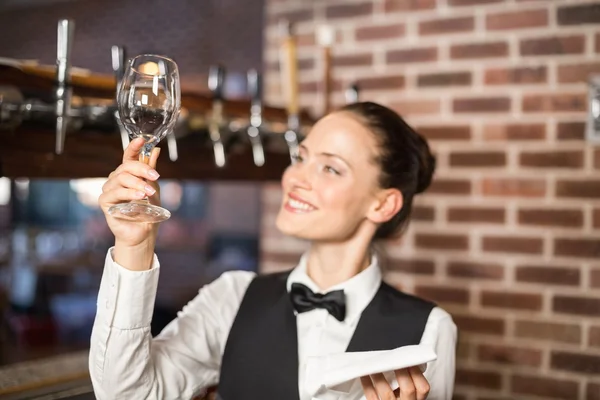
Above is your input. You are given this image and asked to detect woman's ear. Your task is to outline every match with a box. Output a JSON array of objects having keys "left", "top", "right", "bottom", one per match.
[{"left": 367, "top": 188, "right": 403, "bottom": 224}]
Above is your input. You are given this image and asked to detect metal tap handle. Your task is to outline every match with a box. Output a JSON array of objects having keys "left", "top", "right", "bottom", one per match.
[
  {"left": 345, "top": 83, "right": 360, "bottom": 104},
  {"left": 111, "top": 45, "right": 127, "bottom": 85},
  {"left": 209, "top": 65, "right": 226, "bottom": 100},
  {"left": 208, "top": 65, "right": 226, "bottom": 167},
  {"left": 55, "top": 19, "right": 74, "bottom": 155},
  {"left": 247, "top": 69, "right": 265, "bottom": 167}
]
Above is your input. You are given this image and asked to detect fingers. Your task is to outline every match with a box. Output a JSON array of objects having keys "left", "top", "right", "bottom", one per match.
[
  {"left": 360, "top": 376, "right": 379, "bottom": 400},
  {"left": 408, "top": 366, "right": 430, "bottom": 400},
  {"left": 99, "top": 187, "right": 146, "bottom": 210},
  {"left": 112, "top": 161, "right": 160, "bottom": 183},
  {"left": 372, "top": 373, "right": 396, "bottom": 400},
  {"left": 123, "top": 137, "right": 145, "bottom": 163},
  {"left": 395, "top": 368, "right": 416, "bottom": 400},
  {"left": 103, "top": 172, "right": 156, "bottom": 196},
  {"left": 149, "top": 147, "right": 161, "bottom": 169}
]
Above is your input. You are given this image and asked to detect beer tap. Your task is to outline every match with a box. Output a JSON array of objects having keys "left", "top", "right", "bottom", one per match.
[
  {"left": 246, "top": 69, "right": 265, "bottom": 167},
  {"left": 345, "top": 83, "right": 360, "bottom": 104},
  {"left": 279, "top": 21, "right": 300, "bottom": 160},
  {"left": 55, "top": 19, "right": 74, "bottom": 155},
  {"left": 208, "top": 64, "right": 227, "bottom": 168},
  {"left": 111, "top": 45, "right": 130, "bottom": 151}
]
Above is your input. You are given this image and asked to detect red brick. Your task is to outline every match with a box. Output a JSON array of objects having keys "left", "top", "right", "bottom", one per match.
[
  {"left": 555, "top": 238, "right": 600, "bottom": 258},
  {"left": 523, "top": 93, "right": 586, "bottom": 113},
  {"left": 417, "top": 125, "right": 471, "bottom": 141},
  {"left": 417, "top": 71, "right": 471, "bottom": 87},
  {"left": 392, "top": 99, "right": 441, "bottom": 116},
  {"left": 486, "top": 9, "right": 548, "bottom": 30},
  {"left": 332, "top": 53, "right": 373, "bottom": 67},
  {"left": 481, "top": 290, "right": 543, "bottom": 310},
  {"left": 520, "top": 35, "right": 586, "bottom": 56},
  {"left": 449, "top": 0, "right": 504, "bottom": 5},
  {"left": 299, "top": 81, "right": 319, "bottom": 93},
  {"left": 447, "top": 207, "right": 505, "bottom": 224},
  {"left": 556, "top": 180, "right": 600, "bottom": 199},
  {"left": 558, "top": 3, "right": 600, "bottom": 26},
  {"left": 587, "top": 382, "right": 600, "bottom": 400},
  {"left": 455, "top": 368, "right": 502, "bottom": 389},
  {"left": 419, "top": 16, "right": 474, "bottom": 36},
  {"left": 451, "top": 41, "right": 509, "bottom": 59},
  {"left": 551, "top": 351, "right": 600, "bottom": 374},
  {"left": 515, "top": 265, "right": 581, "bottom": 286},
  {"left": 447, "top": 261, "right": 505, "bottom": 280},
  {"left": 592, "top": 268, "right": 600, "bottom": 288},
  {"left": 384, "top": 0, "right": 436, "bottom": 12},
  {"left": 358, "top": 75, "right": 405, "bottom": 90},
  {"left": 485, "top": 66, "right": 547, "bottom": 85},
  {"left": 326, "top": 2, "right": 373, "bottom": 19},
  {"left": 590, "top": 326, "right": 600, "bottom": 348},
  {"left": 521, "top": 150, "right": 586, "bottom": 170},
  {"left": 553, "top": 295, "right": 600, "bottom": 316},
  {"left": 412, "top": 205, "right": 435, "bottom": 221},
  {"left": 415, "top": 233, "right": 469, "bottom": 250},
  {"left": 482, "top": 236, "right": 543, "bottom": 254},
  {"left": 386, "top": 47, "right": 437, "bottom": 64},
  {"left": 518, "top": 208, "right": 584, "bottom": 228},
  {"left": 387, "top": 258, "right": 435, "bottom": 275},
  {"left": 558, "top": 62, "right": 600, "bottom": 83},
  {"left": 478, "top": 344, "right": 542, "bottom": 367},
  {"left": 511, "top": 375, "right": 579, "bottom": 399},
  {"left": 515, "top": 320, "right": 581, "bottom": 344},
  {"left": 557, "top": 121, "right": 585, "bottom": 140},
  {"left": 453, "top": 97, "right": 511, "bottom": 113},
  {"left": 356, "top": 24, "right": 405, "bottom": 41},
  {"left": 482, "top": 178, "right": 546, "bottom": 197},
  {"left": 415, "top": 285, "right": 470, "bottom": 304},
  {"left": 429, "top": 178, "right": 471, "bottom": 195},
  {"left": 449, "top": 151, "right": 506, "bottom": 167},
  {"left": 483, "top": 123, "right": 546, "bottom": 141},
  {"left": 454, "top": 315, "right": 505, "bottom": 335}
]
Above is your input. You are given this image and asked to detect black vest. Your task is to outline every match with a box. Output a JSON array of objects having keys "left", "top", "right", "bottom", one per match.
[{"left": 217, "top": 271, "right": 435, "bottom": 400}]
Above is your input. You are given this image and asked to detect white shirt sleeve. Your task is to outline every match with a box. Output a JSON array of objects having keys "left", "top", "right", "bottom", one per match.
[
  {"left": 419, "top": 307, "right": 457, "bottom": 400},
  {"left": 89, "top": 248, "right": 255, "bottom": 400}
]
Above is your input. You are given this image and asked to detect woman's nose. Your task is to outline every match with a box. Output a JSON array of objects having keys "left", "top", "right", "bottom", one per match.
[{"left": 286, "top": 163, "right": 312, "bottom": 190}]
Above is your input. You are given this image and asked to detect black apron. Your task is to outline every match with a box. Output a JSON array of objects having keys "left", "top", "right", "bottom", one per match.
[{"left": 217, "top": 271, "right": 435, "bottom": 400}]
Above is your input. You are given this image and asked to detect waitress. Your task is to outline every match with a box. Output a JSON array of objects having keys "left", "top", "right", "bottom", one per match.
[{"left": 90, "top": 102, "right": 457, "bottom": 400}]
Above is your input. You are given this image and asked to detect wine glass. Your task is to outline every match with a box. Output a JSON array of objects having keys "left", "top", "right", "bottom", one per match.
[{"left": 108, "top": 54, "right": 181, "bottom": 223}]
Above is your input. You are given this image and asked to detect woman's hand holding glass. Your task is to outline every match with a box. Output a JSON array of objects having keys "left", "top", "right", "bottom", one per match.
[{"left": 98, "top": 137, "right": 162, "bottom": 270}]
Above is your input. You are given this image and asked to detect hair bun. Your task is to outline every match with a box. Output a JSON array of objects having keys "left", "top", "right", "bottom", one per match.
[{"left": 415, "top": 138, "right": 436, "bottom": 195}]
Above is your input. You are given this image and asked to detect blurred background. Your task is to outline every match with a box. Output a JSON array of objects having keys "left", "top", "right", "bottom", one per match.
[{"left": 0, "top": 0, "right": 599, "bottom": 399}]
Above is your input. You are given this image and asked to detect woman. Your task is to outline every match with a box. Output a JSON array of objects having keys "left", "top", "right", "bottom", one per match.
[{"left": 91, "top": 102, "right": 457, "bottom": 400}]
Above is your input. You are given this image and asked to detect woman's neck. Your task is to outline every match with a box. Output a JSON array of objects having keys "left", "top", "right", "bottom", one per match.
[{"left": 306, "top": 235, "right": 373, "bottom": 291}]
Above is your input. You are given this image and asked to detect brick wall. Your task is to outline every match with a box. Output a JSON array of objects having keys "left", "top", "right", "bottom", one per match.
[{"left": 261, "top": 1, "right": 600, "bottom": 399}]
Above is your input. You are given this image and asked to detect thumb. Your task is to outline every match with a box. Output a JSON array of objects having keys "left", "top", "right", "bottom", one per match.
[
  {"left": 123, "top": 137, "right": 145, "bottom": 163},
  {"left": 149, "top": 147, "right": 161, "bottom": 169}
]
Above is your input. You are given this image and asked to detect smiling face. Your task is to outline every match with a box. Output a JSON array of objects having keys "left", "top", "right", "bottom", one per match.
[{"left": 275, "top": 112, "right": 391, "bottom": 242}]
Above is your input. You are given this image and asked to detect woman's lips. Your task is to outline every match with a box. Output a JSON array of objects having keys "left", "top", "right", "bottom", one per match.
[{"left": 284, "top": 193, "right": 317, "bottom": 213}]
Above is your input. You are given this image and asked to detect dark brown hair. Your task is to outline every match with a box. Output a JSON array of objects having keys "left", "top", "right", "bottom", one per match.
[{"left": 339, "top": 101, "right": 436, "bottom": 239}]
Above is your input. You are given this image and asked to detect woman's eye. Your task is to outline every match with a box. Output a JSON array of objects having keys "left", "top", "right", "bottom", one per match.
[
  {"left": 324, "top": 165, "right": 340, "bottom": 175},
  {"left": 291, "top": 154, "right": 304, "bottom": 164}
]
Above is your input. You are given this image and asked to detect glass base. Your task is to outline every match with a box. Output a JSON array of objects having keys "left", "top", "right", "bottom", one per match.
[{"left": 108, "top": 201, "right": 171, "bottom": 223}]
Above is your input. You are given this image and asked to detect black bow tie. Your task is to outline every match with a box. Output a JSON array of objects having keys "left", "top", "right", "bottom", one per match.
[{"left": 289, "top": 282, "right": 346, "bottom": 322}]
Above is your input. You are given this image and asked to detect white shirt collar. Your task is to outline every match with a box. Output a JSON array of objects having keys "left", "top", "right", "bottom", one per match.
[{"left": 286, "top": 251, "right": 382, "bottom": 325}]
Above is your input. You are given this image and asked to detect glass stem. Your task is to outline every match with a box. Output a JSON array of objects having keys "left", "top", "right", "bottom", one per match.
[{"left": 138, "top": 140, "right": 156, "bottom": 203}]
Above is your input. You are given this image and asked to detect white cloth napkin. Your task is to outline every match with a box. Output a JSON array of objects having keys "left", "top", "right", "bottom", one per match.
[{"left": 304, "top": 345, "right": 437, "bottom": 400}]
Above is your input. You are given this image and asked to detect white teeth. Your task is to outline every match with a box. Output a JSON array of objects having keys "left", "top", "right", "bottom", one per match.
[{"left": 288, "top": 198, "right": 314, "bottom": 211}]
